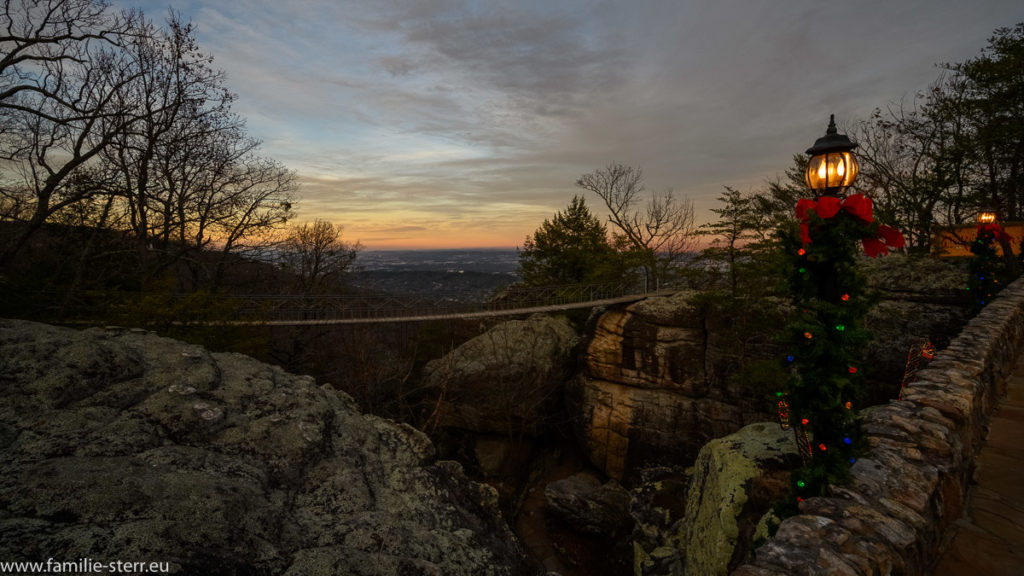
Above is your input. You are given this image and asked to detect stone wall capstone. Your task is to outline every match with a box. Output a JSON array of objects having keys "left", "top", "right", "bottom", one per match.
[{"left": 731, "top": 276, "right": 1024, "bottom": 576}]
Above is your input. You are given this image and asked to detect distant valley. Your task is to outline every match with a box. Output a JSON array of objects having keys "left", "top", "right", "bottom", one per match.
[{"left": 348, "top": 249, "right": 520, "bottom": 303}]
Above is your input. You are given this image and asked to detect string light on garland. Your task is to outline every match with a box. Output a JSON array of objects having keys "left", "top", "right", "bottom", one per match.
[
  {"left": 780, "top": 115, "right": 906, "bottom": 507},
  {"left": 968, "top": 209, "right": 1013, "bottom": 313}
]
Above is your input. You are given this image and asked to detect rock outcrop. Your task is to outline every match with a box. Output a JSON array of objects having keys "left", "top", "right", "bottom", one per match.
[
  {"left": 543, "top": 472, "right": 632, "bottom": 537},
  {"left": 421, "top": 314, "right": 578, "bottom": 437},
  {"left": 678, "top": 422, "right": 797, "bottom": 575},
  {"left": 568, "top": 257, "right": 969, "bottom": 480},
  {"left": 567, "top": 292, "right": 782, "bottom": 479},
  {"left": 0, "top": 319, "right": 531, "bottom": 575},
  {"left": 632, "top": 422, "right": 798, "bottom": 576}
]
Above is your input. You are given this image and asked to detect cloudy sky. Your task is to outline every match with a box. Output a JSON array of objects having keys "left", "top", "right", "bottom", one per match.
[{"left": 115, "top": 0, "right": 1022, "bottom": 249}]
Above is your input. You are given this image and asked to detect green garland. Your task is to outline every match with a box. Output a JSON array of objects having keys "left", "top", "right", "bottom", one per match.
[
  {"left": 779, "top": 194, "right": 903, "bottom": 502},
  {"left": 968, "top": 224, "right": 1009, "bottom": 312}
]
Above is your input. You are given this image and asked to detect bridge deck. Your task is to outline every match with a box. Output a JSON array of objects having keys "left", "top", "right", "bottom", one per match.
[
  {"left": 934, "top": 354, "right": 1024, "bottom": 575},
  {"left": 228, "top": 292, "right": 668, "bottom": 326}
]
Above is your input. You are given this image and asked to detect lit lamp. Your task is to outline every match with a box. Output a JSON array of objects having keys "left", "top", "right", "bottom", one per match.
[
  {"left": 977, "top": 207, "right": 998, "bottom": 224},
  {"left": 805, "top": 114, "right": 859, "bottom": 198}
]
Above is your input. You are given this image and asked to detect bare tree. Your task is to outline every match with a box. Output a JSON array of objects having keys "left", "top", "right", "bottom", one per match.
[
  {"left": 853, "top": 82, "right": 977, "bottom": 252},
  {"left": 279, "top": 218, "right": 359, "bottom": 294},
  {"left": 1, "top": 0, "right": 125, "bottom": 105},
  {"left": 0, "top": 0, "right": 139, "bottom": 268},
  {"left": 1, "top": 2, "right": 298, "bottom": 289},
  {"left": 94, "top": 11, "right": 236, "bottom": 275},
  {"left": 576, "top": 162, "right": 696, "bottom": 288}
]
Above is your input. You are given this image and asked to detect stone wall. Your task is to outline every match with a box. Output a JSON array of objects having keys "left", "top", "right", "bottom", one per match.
[{"left": 731, "top": 276, "right": 1024, "bottom": 575}]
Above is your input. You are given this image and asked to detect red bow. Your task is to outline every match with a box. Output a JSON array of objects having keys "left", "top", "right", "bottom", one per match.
[
  {"left": 796, "top": 194, "right": 905, "bottom": 258},
  {"left": 978, "top": 222, "right": 1013, "bottom": 244},
  {"left": 797, "top": 194, "right": 874, "bottom": 224}
]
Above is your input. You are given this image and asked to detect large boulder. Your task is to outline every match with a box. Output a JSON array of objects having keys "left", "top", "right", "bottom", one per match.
[
  {"left": 632, "top": 422, "right": 799, "bottom": 576},
  {"left": 678, "top": 422, "right": 798, "bottom": 576},
  {"left": 421, "top": 314, "right": 579, "bottom": 437},
  {"left": 543, "top": 472, "right": 632, "bottom": 537},
  {"left": 0, "top": 319, "right": 531, "bottom": 575},
  {"left": 567, "top": 292, "right": 779, "bottom": 479}
]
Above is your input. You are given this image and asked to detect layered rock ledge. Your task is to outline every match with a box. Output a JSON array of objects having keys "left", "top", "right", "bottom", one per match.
[
  {"left": 0, "top": 320, "right": 531, "bottom": 575},
  {"left": 732, "top": 277, "right": 1024, "bottom": 575}
]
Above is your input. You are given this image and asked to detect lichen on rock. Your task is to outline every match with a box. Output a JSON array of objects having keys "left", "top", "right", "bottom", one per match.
[
  {"left": 632, "top": 422, "right": 799, "bottom": 576},
  {"left": 421, "top": 314, "right": 579, "bottom": 437},
  {"left": 0, "top": 319, "right": 531, "bottom": 575}
]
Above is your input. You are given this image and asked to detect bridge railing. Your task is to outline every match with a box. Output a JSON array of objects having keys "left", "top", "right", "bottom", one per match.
[
  {"left": 214, "top": 281, "right": 655, "bottom": 323},
  {"left": 15, "top": 280, "right": 673, "bottom": 325}
]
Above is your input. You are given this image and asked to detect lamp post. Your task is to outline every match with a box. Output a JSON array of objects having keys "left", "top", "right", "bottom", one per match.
[
  {"left": 971, "top": 206, "right": 1009, "bottom": 310},
  {"left": 783, "top": 116, "right": 906, "bottom": 506},
  {"left": 805, "top": 114, "right": 859, "bottom": 198},
  {"left": 785, "top": 114, "right": 872, "bottom": 503}
]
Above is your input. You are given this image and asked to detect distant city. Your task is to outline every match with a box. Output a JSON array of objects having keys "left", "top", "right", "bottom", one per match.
[
  {"left": 355, "top": 249, "right": 520, "bottom": 275},
  {"left": 348, "top": 249, "right": 521, "bottom": 302}
]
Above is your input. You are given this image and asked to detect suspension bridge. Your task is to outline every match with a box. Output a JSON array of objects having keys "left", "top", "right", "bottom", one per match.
[{"left": 213, "top": 282, "right": 675, "bottom": 325}]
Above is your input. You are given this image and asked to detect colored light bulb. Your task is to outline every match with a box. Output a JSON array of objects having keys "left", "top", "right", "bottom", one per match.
[
  {"left": 841, "top": 293, "right": 850, "bottom": 301},
  {"left": 843, "top": 437, "right": 852, "bottom": 445},
  {"left": 801, "top": 418, "right": 809, "bottom": 426},
  {"left": 835, "top": 324, "right": 845, "bottom": 331},
  {"left": 848, "top": 366, "right": 857, "bottom": 374},
  {"left": 796, "top": 480, "right": 806, "bottom": 488},
  {"left": 818, "top": 443, "right": 827, "bottom": 451}
]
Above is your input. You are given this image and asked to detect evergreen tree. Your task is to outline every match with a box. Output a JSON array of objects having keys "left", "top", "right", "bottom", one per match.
[
  {"left": 518, "top": 196, "right": 622, "bottom": 286},
  {"left": 700, "top": 187, "right": 762, "bottom": 296}
]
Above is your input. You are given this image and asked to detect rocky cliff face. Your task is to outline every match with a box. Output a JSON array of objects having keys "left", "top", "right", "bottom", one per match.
[
  {"left": 569, "top": 257, "right": 970, "bottom": 480},
  {"left": 0, "top": 320, "right": 531, "bottom": 575},
  {"left": 567, "top": 292, "right": 784, "bottom": 480}
]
